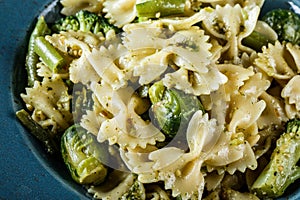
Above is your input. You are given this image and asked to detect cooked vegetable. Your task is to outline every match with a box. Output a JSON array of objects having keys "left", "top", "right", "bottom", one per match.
[
  {"left": 87, "top": 172, "right": 146, "bottom": 199},
  {"left": 52, "top": 10, "right": 119, "bottom": 36},
  {"left": 242, "top": 30, "right": 275, "bottom": 51},
  {"left": 262, "top": 9, "right": 300, "bottom": 44},
  {"left": 136, "top": 0, "right": 186, "bottom": 18},
  {"left": 34, "top": 36, "right": 66, "bottom": 73},
  {"left": 242, "top": 20, "right": 277, "bottom": 51},
  {"left": 149, "top": 81, "right": 205, "bottom": 138},
  {"left": 61, "top": 124, "right": 108, "bottom": 185},
  {"left": 16, "top": 109, "right": 59, "bottom": 155},
  {"left": 120, "top": 174, "right": 146, "bottom": 200},
  {"left": 51, "top": 15, "right": 79, "bottom": 32},
  {"left": 251, "top": 119, "right": 300, "bottom": 198},
  {"left": 17, "top": 1, "right": 300, "bottom": 199},
  {"left": 75, "top": 10, "right": 99, "bottom": 33},
  {"left": 149, "top": 81, "right": 181, "bottom": 138},
  {"left": 222, "top": 188, "right": 259, "bottom": 200},
  {"left": 25, "top": 16, "right": 51, "bottom": 86}
]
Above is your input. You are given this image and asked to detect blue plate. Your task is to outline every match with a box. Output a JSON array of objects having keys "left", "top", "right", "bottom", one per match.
[
  {"left": 0, "top": 0, "right": 299, "bottom": 199},
  {"left": 0, "top": 0, "right": 88, "bottom": 199}
]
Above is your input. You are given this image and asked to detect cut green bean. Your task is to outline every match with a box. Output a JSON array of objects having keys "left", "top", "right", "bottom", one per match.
[
  {"left": 34, "top": 36, "right": 66, "bottom": 73},
  {"left": 136, "top": 0, "right": 186, "bottom": 18},
  {"left": 25, "top": 16, "right": 51, "bottom": 87},
  {"left": 16, "top": 109, "right": 59, "bottom": 155},
  {"left": 242, "top": 31, "right": 275, "bottom": 51}
]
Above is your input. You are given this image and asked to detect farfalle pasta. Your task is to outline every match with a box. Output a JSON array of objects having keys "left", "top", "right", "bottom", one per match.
[
  {"left": 202, "top": 4, "right": 260, "bottom": 62},
  {"left": 103, "top": 0, "right": 137, "bottom": 27},
  {"left": 60, "top": 0, "right": 103, "bottom": 15},
  {"left": 17, "top": 0, "right": 300, "bottom": 199},
  {"left": 254, "top": 41, "right": 296, "bottom": 80},
  {"left": 91, "top": 81, "right": 165, "bottom": 149},
  {"left": 121, "top": 111, "right": 216, "bottom": 199},
  {"left": 282, "top": 75, "right": 300, "bottom": 118},
  {"left": 45, "top": 31, "right": 102, "bottom": 84},
  {"left": 87, "top": 45, "right": 131, "bottom": 90},
  {"left": 123, "top": 23, "right": 227, "bottom": 95},
  {"left": 21, "top": 76, "right": 72, "bottom": 132}
]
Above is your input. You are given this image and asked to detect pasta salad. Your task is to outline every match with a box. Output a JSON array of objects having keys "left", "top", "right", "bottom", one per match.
[{"left": 16, "top": 0, "right": 300, "bottom": 199}]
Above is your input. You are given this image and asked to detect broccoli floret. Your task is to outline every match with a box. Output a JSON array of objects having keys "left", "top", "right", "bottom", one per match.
[
  {"left": 75, "top": 10, "right": 99, "bottom": 33},
  {"left": 251, "top": 119, "right": 300, "bottom": 198},
  {"left": 96, "top": 17, "right": 120, "bottom": 35},
  {"left": 52, "top": 15, "right": 79, "bottom": 32},
  {"left": 119, "top": 175, "right": 146, "bottom": 200},
  {"left": 262, "top": 9, "right": 300, "bottom": 45},
  {"left": 52, "top": 10, "right": 119, "bottom": 36}
]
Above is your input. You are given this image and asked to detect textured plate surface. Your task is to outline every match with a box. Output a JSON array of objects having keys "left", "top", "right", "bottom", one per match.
[{"left": 0, "top": 0, "right": 87, "bottom": 199}]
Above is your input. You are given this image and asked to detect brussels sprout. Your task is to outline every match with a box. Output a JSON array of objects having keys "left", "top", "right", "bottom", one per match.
[
  {"left": 61, "top": 124, "right": 108, "bottom": 185},
  {"left": 262, "top": 9, "right": 300, "bottom": 45},
  {"left": 149, "top": 81, "right": 205, "bottom": 138}
]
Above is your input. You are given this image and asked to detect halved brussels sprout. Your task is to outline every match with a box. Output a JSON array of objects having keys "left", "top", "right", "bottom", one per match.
[
  {"left": 149, "top": 81, "right": 205, "bottom": 139},
  {"left": 61, "top": 124, "right": 108, "bottom": 185}
]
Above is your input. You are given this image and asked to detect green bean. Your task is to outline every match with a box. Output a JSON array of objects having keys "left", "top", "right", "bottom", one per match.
[
  {"left": 16, "top": 109, "right": 59, "bottom": 155},
  {"left": 242, "top": 31, "right": 275, "bottom": 51},
  {"left": 136, "top": 0, "right": 186, "bottom": 18},
  {"left": 34, "top": 36, "right": 66, "bottom": 73},
  {"left": 25, "top": 16, "right": 51, "bottom": 87}
]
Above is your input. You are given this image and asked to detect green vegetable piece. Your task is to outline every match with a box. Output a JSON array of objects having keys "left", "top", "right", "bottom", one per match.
[
  {"left": 96, "top": 17, "right": 120, "bottom": 35},
  {"left": 51, "top": 15, "right": 79, "bottom": 32},
  {"left": 251, "top": 119, "right": 300, "bottom": 198},
  {"left": 149, "top": 81, "right": 181, "bottom": 138},
  {"left": 149, "top": 81, "right": 204, "bottom": 138},
  {"left": 242, "top": 30, "right": 275, "bottom": 51},
  {"left": 16, "top": 109, "right": 59, "bottom": 155},
  {"left": 34, "top": 36, "right": 65, "bottom": 73},
  {"left": 52, "top": 10, "right": 119, "bottom": 36},
  {"left": 136, "top": 0, "right": 186, "bottom": 18},
  {"left": 174, "top": 88, "right": 205, "bottom": 123},
  {"left": 262, "top": 9, "right": 300, "bottom": 44},
  {"left": 75, "top": 10, "right": 98, "bottom": 32},
  {"left": 222, "top": 188, "right": 259, "bottom": 200},
  {"left": 26, "top": 16, "right": 51, "bottom": 86},
  {"left": 120, "top": 174, "right": 146, "bottom": 200},
  {"left": 61, "top": 124, "right": 108, "bottom": 185}
]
